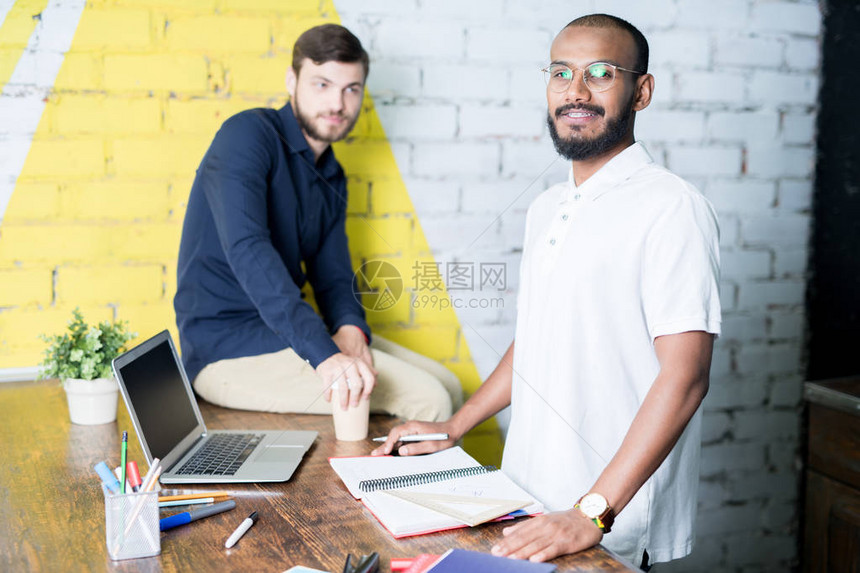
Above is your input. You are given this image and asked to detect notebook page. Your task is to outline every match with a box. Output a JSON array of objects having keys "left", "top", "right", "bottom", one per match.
[
  {"left": 329, "top": 446, "right": 481, "bottom": 499},
  {"left": 362, "top": 488, "right": 462, "bottom": 537},
  {"left": 361, "top": 469, "right": 543, "bottom": 536},
  {"left": 390, "top": 469, "right": 543, "bottom": 515}
]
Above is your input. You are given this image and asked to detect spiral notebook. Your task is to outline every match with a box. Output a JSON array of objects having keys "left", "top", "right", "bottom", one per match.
[{"left": 329, "top": 447, "right": 543, "bottom": 538}]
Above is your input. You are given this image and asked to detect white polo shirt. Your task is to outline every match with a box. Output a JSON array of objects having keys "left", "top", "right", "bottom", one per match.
[{"left": 501, "top": 142, "right": 721, "bottom": 564}]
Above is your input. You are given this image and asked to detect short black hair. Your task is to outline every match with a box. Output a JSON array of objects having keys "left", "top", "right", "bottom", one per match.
[
  {"left": 292, "top": 24, "right": 369, "bottom": 78},
  {"left": 565, "top": 14, "right": 649, "bottom": 73}
]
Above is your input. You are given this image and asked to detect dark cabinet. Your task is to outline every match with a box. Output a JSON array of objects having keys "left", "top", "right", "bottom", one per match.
[{"left": 804, "top": 379, "right": 860, "bottom": 573}]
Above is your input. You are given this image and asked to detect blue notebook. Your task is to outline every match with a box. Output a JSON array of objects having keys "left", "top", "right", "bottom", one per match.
[{"left": 427, "top": 549, "right": 557, "bottom": 572}]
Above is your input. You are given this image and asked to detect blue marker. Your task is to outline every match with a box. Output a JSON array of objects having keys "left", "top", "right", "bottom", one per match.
[
  {"left": 160, "top": 500, "right": 236, "bottom": 531},
  {"left": 94, "top": 461, "right": 121, "bottom": 494}
]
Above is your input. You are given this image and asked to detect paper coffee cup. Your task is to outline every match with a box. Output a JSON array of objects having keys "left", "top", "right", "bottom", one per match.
[{"left": 332, "top": 398, "right": 370, "bottom": 441}]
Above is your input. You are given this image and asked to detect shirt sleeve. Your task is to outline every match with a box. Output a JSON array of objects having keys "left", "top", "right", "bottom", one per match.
[
  {"left": 305, "top": 206, "right": 371, "bottom": 343},
  {"left": 642, "top": 189, "right": 722, "bottom": 340},
  {"left": 198, "top": 113, "right": 340, "bottom": 367}
]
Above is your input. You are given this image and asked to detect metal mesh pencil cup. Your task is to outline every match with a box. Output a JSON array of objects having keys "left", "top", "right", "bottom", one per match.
[{"left": 102, "top": 485, "right": 161, "bottom": 560}]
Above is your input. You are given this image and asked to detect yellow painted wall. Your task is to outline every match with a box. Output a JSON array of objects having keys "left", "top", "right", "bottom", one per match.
[{"left": 0, "top": 0, "right": 501, "bottom": 462}]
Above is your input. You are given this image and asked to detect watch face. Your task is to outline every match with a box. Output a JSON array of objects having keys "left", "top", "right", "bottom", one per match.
[{"left": 580, "top": 493, "right": 608, "bottom": 518}]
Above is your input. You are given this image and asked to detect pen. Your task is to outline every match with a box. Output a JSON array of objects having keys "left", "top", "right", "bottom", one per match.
[
  {"left": 159, "top": 497, "right": 217, "bottom": 508},
  {"left": 94, "top": 461, "right": 121, "bottom": 494},
  {"left": 139, "top": 458, "right": 162, "bottom": 493},
  {"left": 371, "top": 433, "right": 449, "bottom": 442},
  {"left": 113, "top": 466, "right": 131, "bottom": 493},
  {"left": 159, "top": 491, "right": 231, "bottom": 502},
  {"left": 126, "top": 461, "right": 142, "bottom": 492},
  {"left": 224, "top": 511, "right": 258, "bottom": 548},
  {"left": 120, "top": 431, "right": 128, "bottom": 494},
  {"left": 160, "top": 500, "right": 237, "bottom": 531},
  {"left": 143, "top": 465, "right": 163, "bottom": 492}
]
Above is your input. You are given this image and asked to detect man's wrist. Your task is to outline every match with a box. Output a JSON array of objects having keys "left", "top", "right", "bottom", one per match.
[
  {"left": 445, "top": 412, "right": 471, "bottom": 442},
  {"left": 338, "top": 324, "right": 369, "bottom": 344},
  {"left": 304, "top": 336, "right": 342, "bottom": 369},
  {"left": 575, "top": 492, "right": 615, "bottom": 533}
]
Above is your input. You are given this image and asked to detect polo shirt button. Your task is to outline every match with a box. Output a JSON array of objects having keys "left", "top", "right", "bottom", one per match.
[
  {"left": 574, "top": 193, "right": 581, "bottom": 200},
  {"left": 562, "top": 214, "right": 569, "bottom": 221},
  {"left": 549, "top": 238, "right": 557, "bottom": 245}
]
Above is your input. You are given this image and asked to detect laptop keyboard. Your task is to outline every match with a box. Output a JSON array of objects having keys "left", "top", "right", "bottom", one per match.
[{"left": 177, "top": 433, "right": 263, "bottom": 476}]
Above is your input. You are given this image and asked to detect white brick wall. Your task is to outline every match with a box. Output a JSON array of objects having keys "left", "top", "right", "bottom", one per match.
[
  {"left": 376, "top": 104, "right": 457, "bottom": 139},
  {"left": 785, "top": 38, "right": 820, "bottom": 70},
  {"left": 366, "top": 62, "right": 422, "bottom": 100},
  {"left": 649, "top": 30, "right": 711, "bottom": 67},
  {"left": 411, "top": 141, "right": 500, "bottom": 177},
  {"left": 782, "top": 114, "right": 816, "bottom": 145},
  {"left": 708, "top": 111, "right": 780, "bottom": 144},
  {"left": 668, "top": 145, "right": 744, "bottom": 177},
  {"left": 459, "top": 104, "right": 545, "bottom": 138},
  {"left": 465, "top": 27, "right": 550, "bottom": 63},
  {"left": 747, "top": 147, "right": 815, "bottom": 178},
  {"left": 715, "top": 35, "right": 783, "bottom": 68},
  {"left": 749, "top": 71, "right": 819, "bottom": 105},
  {"left": 675, "top": 0, "right": 750, "bottom": 29},
  {"left": 749, "top": 1, "right": 821, "bottom": 36},
  {"left": 637, "top": 109, "right": 706, "bottom": 142},
  {"left": 337, "top": 1, "right": 820, "bottom": 570},
  {"left": 374, "top": 20, "right": 465, "bottom": 59},
  {"left": 676, "top": 71, "right": 747, "bottom": 103},
  {"left": 422, "top": 64, "right": 498, "bottom": 100},
  {"left": 706, "top": 180, "right": 776, "bottom": 212}
]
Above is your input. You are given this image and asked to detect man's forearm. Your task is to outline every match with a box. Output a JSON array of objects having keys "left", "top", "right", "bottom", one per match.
[
  {"left": 449, "top": 340, "right": 516, "bottom": 439},
  {"left": 590, "top": 331, "right": 714, "bottom": 515}
]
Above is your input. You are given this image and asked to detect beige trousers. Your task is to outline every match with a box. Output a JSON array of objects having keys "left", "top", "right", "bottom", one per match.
[{"left": 192, "top": 335, "right": 463, "bottom": 422}]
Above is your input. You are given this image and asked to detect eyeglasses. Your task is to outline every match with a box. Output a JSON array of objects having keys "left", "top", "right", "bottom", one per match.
[{"left": 541, "top": 62, "right": 645, "bottom": 93}]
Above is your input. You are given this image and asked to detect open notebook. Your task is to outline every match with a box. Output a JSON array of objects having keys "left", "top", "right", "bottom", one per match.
[{"left": 329, "top": 447, "right": 543, "bottom": 538}]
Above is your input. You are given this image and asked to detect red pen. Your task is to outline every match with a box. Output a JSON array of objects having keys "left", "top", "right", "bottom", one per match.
[{"left": 126, "top": 461, "right": 142, "bottom": 492}]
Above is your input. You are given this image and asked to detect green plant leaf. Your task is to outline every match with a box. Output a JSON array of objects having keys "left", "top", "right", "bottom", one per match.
[{"left": 38, "top": 307, "right": 136, "bottom": 382}]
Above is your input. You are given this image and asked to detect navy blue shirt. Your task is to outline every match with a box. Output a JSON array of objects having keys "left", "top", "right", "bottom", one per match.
[{"left": 174, "top": 105, "right": 370, "bottom": 382}]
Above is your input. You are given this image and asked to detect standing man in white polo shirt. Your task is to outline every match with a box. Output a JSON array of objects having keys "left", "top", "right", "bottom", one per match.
[{"left": 372, "top": 13, "right": 721, "bottom": 568}]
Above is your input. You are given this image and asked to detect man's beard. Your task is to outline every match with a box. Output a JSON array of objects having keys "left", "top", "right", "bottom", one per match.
[
  {"left": 547, "top": 99, "right": 634, "bottom": 161},
  {"left": 294, "top": 96, "right": 359, "bottom": 144}
]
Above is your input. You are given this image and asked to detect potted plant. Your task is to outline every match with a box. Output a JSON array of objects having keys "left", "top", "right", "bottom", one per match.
[{"left": 40, "top": 308, "right": 135, "bottom": 425}]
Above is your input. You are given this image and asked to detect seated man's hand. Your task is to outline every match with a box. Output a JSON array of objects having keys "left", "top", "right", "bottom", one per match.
[
  {"left": 316, "top": 352, "right": 376, "bottom": 410},
  {"left": 332, "top": 325, "right": 374, "bottom": 370},
  {"left": 491, "top": 509, "right": 603, "bottom": 562},
  {"left": 371, "top": 420, "right": 459, "bottom": 456}
]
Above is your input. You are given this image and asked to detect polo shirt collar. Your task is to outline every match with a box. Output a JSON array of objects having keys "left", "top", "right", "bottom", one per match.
[
  {"left": 565, "top": 141, "right": 653, "bottom": 203},
  {"left": 278, "top": 104, "right": 310, "bottom": 154},
  {"left": 277, "top": 104, "right": 341, "bottom": 179}
]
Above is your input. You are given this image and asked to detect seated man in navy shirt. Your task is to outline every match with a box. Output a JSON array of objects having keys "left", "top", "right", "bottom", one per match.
[{"left": 174, "top": 24, "right": 461, "bottom": 421}]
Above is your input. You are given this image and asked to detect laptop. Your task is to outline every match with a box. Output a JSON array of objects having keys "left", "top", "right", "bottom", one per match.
[{"left": 112, "top": 330, "right": 317, "bottom": 484}]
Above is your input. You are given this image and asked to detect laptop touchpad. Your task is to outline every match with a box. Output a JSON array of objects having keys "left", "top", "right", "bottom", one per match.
[{"left": 255, "top": 446, "right": 299, "bottom": 463}]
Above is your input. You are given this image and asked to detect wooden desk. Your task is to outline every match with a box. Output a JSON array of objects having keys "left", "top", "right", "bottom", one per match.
[
  {"left": 0, "top": 380, "right": 637, "bottom": 572},
  {"left": 803, "top": 377, "right": 860, "bottom": 573}
]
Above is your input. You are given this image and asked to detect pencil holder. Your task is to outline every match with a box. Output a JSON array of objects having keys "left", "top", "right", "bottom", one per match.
[{"left": 103, "top": 486, "right": 161, "bottom": 560}]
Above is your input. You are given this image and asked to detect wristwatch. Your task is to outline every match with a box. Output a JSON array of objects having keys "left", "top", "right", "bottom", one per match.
[{"left": 575, "top": 492, "right": 615, "bottom": 533}]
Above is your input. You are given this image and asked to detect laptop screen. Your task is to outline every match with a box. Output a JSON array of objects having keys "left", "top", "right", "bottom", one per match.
[{"left": 115, "top": 337, "right": 200, "bottom": 460}]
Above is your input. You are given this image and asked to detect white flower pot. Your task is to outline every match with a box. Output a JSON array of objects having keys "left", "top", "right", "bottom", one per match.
[{"left": 62, "top": 377, "right": 119, "bottom": 425}]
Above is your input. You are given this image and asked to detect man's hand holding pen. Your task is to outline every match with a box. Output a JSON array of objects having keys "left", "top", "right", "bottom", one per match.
[{"left": 370, "top": 421, "right": 459, "bottom": 456}]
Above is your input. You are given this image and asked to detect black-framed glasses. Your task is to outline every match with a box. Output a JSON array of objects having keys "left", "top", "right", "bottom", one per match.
[{"left": 541, "top": 62, "right": 645, "bottom": 93}]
